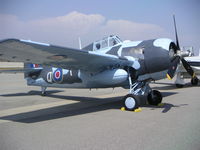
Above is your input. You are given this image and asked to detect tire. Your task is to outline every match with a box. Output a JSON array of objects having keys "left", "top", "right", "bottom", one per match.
[
  {"left": 124, "top": 94, "right": 139, "bottom": 111},
  {"left": 147, "top": 90, "right": 162, "bottom": 106},
  {"left": 41, "top": 91, "right": 46, "bottom": 96},
  {"left": 191, "top": 77, "right": 199, "bottom": 86},
  {"left": 175, "top": 84, "right": 184, "bottom": 88}
]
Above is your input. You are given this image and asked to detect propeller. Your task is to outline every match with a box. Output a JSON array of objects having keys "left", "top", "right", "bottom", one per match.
[
  {"left": 166, "top": 15, "right": 197, "bottom": 80},
  {"left": 181, "top": 58, "right": 196, "bottom": 78},
  {"left": 167, "top": 56, "right": 180, "bottom": 80},
  {"left": 173, "top": 15, "right": 180, "bottom": 50}
]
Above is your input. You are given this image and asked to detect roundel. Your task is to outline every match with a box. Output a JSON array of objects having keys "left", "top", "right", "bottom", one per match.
[{"left": 53, "top": 68, "right": 63, "bottom": 83}]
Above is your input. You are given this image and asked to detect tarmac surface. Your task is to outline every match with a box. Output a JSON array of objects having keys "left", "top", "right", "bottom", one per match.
[{"left": 0, "top": 73, "right": 200, "bottom": 150}]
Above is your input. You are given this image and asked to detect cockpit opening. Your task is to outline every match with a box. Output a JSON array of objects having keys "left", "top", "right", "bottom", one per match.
[{"left": 93, "top": 35, "right": 122, "bottom": 51}]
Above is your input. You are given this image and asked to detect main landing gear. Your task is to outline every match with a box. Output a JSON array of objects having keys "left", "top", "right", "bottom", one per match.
[{"left": 123, "top": 76, "right": 162, "bottom": 111}]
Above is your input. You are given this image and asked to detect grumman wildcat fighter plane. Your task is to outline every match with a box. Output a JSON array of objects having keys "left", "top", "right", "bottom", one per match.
[{"left": 0, "top": 17, "right": 197, "bottom": 111}]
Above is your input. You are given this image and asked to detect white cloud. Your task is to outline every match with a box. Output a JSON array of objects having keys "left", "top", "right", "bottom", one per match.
[
  {"left": 0, "top": 11, "right": 168, "bottom": 48},
  {"left": 100, "top": 19, "right": 167, "bottom": 40}
]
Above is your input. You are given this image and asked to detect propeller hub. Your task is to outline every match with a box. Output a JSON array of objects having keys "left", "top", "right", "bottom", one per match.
[{"left": 178, "top": 50, "right": 190, "bottom": 58}]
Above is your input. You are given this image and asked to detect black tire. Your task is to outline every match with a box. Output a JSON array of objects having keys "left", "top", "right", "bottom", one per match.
[
  {"left": 175, "top": 84, "right": 184, "bottom": 88},
  {"left": 191, "top": 77, "right": 199, "bottom": 86},
  {"left": 147, "top": 90, "right": 162, "bottom": 106},
  {"left": 123, "top": 94, "right": 139, "bottom": 111},
  {"left": 41, "top": 92, "right": 46, "bottom": 96}
]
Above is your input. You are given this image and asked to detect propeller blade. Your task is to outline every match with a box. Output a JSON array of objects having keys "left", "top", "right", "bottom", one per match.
[
  {"left": 181, "top": 58, "right": 196, "bottom": 77},
  {"left": 173, "top": 15, "right": 180, "bottom": 50},
  {"left": 167, "top": 56, "right": 180, "bottom": 80}
]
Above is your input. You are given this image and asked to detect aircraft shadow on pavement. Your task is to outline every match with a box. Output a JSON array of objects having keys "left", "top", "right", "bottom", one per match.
[
  {"left": 144, "top": 91, "right": 188, "bottom": 113},
  {"left": 152, "top": 82, "right": 199, "bottom": 90},
  {"left": 0, "top": 91, "right": 187, "bottom": 124},
  {"left": 161, "top": 103, "right": 188, "bottom": 113},
  {"left": 0, "top": 95, "right": 123, "bottom": 123},
  {"left": 0, "top": 90, "right": 64, "bottom": 97},
  {"left": 144, "top": 103, "right": 188, "bottom": 113}
]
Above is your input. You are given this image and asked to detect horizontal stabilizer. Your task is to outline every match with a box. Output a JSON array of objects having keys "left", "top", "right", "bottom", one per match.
[{"left": 0, "top": 63, "right": 42, "bottom": 73}]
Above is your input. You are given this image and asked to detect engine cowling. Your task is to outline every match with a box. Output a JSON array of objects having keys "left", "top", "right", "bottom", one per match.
[{"left": 143, "top": 38, "right": 175, "bottom": 74}]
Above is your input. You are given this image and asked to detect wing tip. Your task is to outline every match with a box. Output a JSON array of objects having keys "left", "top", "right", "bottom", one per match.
[{"left": 0, "top": 38, "right": 20, "bottom": 43}]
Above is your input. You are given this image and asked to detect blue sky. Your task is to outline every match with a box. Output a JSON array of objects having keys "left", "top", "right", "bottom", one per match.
[{"left": 0, "top": 0, "right": 199, "bottom": 53}]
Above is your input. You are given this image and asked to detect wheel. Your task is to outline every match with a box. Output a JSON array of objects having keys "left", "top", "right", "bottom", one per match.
[
  {"left": 191, "top": 77, "right": 199, "bottom": 86},
  {"left": 41, "top": 91, "right": 46, "bottom": 96},
  {"left": 147, "top": 90, "right": 162, "bottom": 106},
  {"left": 175, "top": 84, "right": 184, "bottom": 88},
  {"left": 41, "top": 86, "right": 47, "bottom": 96},
  {"left": 124, "top": 94, "right": 139, "bottom": 111}
]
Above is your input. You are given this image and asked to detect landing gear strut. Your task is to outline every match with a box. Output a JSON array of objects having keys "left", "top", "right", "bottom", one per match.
[
  {"left": 123, "top": 75, "right": 163, "bottom": 111},
  {"left": 41, "top": 86, "right": 47, "bottom": 96}
]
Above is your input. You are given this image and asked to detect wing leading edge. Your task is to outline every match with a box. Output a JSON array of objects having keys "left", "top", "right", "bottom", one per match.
[{"left": 0, "top": 39, "right": 130, "bottom": 72}]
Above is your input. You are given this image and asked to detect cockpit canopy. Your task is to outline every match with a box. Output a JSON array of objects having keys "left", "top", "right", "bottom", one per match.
[
  {"left": 93, "top": 35, "right": 122, "bottom": 51},
  {"left": 82, "top": 35, "right": 122, "bottom": 51}
]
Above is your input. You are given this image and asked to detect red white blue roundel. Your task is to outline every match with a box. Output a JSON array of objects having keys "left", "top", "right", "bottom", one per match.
[{"left": 53, "top": 68, "right": 63, "bottom": 83}]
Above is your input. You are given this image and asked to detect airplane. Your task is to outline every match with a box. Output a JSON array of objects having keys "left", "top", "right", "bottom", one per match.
[
  {"left": 0, "top": 16, "right": 197, "bottom": 111},
  {"left": 175, "top": 51, "right": 200, "bottom": 87}
]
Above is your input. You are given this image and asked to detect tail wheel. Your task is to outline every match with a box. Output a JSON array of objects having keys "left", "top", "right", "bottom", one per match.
[
  {"left": 124, "top": 94, "right": 139, "bottom": 111},
  {"left": 147, "top": 90, "right": 162, "bottom": 106},
  {"left": 41, "top": 86, "right": 47, "bottom": 96},
  {"left": 41, "top": 91, "right": 46, "bottom": 96},
  {"left": 191, "top": 77, "right": 199, "bottom": 86}
]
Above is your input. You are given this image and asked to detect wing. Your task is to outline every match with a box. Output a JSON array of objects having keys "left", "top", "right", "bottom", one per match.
[{"left": 0, "top": 39, "right": 130, "bottom": 72}]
